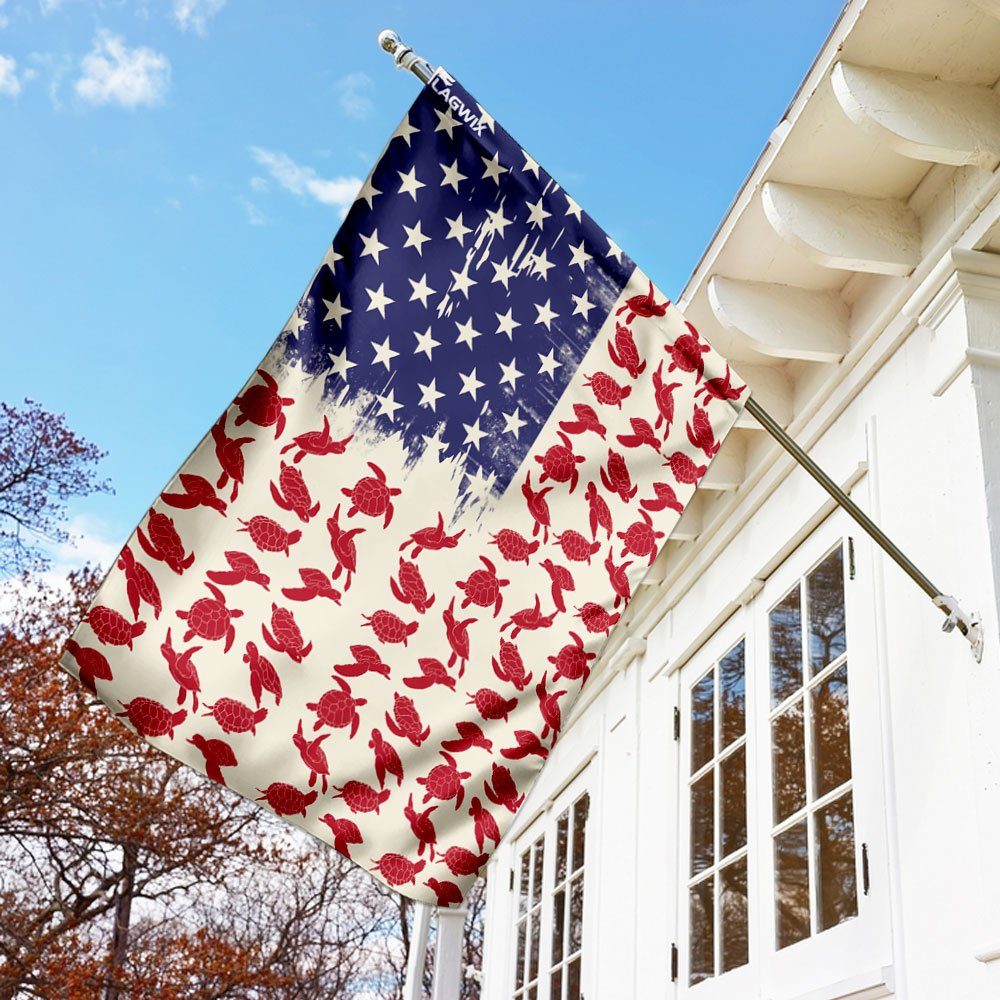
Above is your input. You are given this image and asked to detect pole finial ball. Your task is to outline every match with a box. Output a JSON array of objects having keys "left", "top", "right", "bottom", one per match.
[{"left": 378, "top": 30, "right": 401, "bottom": 54}]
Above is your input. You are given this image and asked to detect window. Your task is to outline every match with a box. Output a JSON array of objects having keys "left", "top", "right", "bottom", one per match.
[
  {"left": 511, "top": 777, "right": 591, "bottom": 1000},
  {"left": 677, "top": 520, "right": 891, "bottom": 995}
]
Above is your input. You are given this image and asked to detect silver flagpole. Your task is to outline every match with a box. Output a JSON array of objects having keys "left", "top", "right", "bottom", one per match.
[{"left": 375, "top": 29, "right": 984, "bottom": 662}]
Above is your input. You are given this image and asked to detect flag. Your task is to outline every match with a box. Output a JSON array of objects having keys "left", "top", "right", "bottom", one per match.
[{"left": 62, "top": 67, "right": 748, "bottom": 905}]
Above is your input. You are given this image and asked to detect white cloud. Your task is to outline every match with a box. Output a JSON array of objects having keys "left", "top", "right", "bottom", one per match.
[
  {"left": 0, "top": 53, "right": 20, "bottom": 96},
  {"left": 38, "top": 0, "right": 64, "bottom": 13},
  {"left": 172, "top": 0, "right": 226, "bottom": 35},
  {"left": 249, "top": 146, "right": 362, "bottom": 213},
  {"left": 238, "top": 194, "right": 266, "bottom": 226},
  {"left": 249, "top": 175, "right": 268, "bottom": 193},
  {"left": 75, "top": 30, "right": 170, "bottom": 109},
  {"left": 336, "top": 70, "right": 373, "bottom": 120}
]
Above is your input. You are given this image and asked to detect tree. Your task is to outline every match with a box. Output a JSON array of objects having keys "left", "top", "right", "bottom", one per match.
[{"left": 0, "top": 400, "right": 112, "bottom": 575}]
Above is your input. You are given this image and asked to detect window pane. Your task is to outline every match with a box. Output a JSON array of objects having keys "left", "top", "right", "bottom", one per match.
[
  {"left": 689, "top": 876, "right": 715, "bottom": 985},
  {"left": 529, "top": 912, "right": 540, "bottom": 981},
  {"left": 571, "top": 794, "right": 589, "bottom": 873},
  {"left": 691, "top": 771, "right": 715, "bottom": 876},
  {"left": 567, "top": 957, "right": 581, "bottom": 1000},
  {"left": 518, "top": 852, "right": 530, "bottom": 915},
  {"left": 775, "top": 820, "right": 810, "bottom": 950},
  {"left": 531, "top": 837, "right": 545, "bottom": 903},
  {"left": 516, "top": 920, "right": 526, "bottom": 986},
  {"left": 691, "top": 671, "right": 715, "bottom": 772},
  {"left": 808, "top": 546, "right": 846, "bottom": 673},
  {"left": 552, "top": 888, "right": 565, "bottom": 963},
  {"left": 812, "top": 662, "right": 852, "bottom": 798},
  {"left": 772, "top": 700, "right": 806, "bottom": 824},
  {"left": 720, "top": 640, "right": 746, "bottom": 748},
  {"left": 555, "top": 810, "right": 569, "bottom": 884},
  {"left": 720, "top": 745, "right": 747, "bottom": 858},
  {"left": 770, "top": 586, "right": 803, "bottom": 707},
  {"left": 816, "top": 793, "right": 858, "bottom": 932},
  {"left": 550, "top": 968, "right": 562, "bottom": 1000},
  {"left": 569, "top": 874, "right": 584, "bottom": 953},
  {"left": 720, "top": 857, "right": 749, "bottom": 974}
]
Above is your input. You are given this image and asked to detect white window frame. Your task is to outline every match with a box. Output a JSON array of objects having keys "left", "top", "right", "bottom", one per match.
[
  {"left": 675, "top": 510, "right": 892, "bottom": 998},
  {"left": 507, "top": 767, "right": 593, "bottom": 1000}
]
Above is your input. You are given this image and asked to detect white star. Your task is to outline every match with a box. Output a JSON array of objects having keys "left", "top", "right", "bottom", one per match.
[
  {"left": 434, "top": 106, "right": 460, "bottom": 138},
  {"left": 359, "top": 228, "right": 388, "bottom": 264},
  {"left": 499, "top": 357, "right": 524, "bottom": 389},
  {"left": 530, "top": 249, "right": 555, "bottom": 281},
  {"left": 408, "top": 274, "right": 436, "bottom": 307},
  {"left": 322, "top": 244, "right": 343, "bottom": 272},
  {"left": 376, "top": 388, "right": 403, "bottom": 421},
  {"left": 455, "top": 317, "right": 482, "bottom": 350},
  {"left": 366, "top": 283, "right": 394, "bottom": 318},
  {"left": 475, "top": 103, "right": 495, "bottom": 132},
  {"left": 502, "top": 408, "right": 527, "bottom": 439},
  {"left": 417, "top": 378, "right": 445, "bottom": 412},
  {"left": 538, "top": 349, "right": 562, "bottom": 379},
  {"left": 495, "top": 308, "right": 521, "bottom": 340},
  {"left": 464, "top": 466, "right": 495, "bottom": 503},
  {"left": 422, "top": 428, "right": 448, "bottom": 460},
  {"left": 463, "top": 418, "right": 487, "bottom": 451},
  {"left": 284, "top": 309, "right": 307, "bottom": 337},
  {"left": 522, "top": 150, "right": 540, "bottom": 177},
  {"left": 607, "top": 237, "right": 623, "bottom": 262},
  {"left": 571, "top": 290, "right": 595, "bottom": 319},
  {"left": 487, "top": 204, "right": 512, "bottom": 238},
  {"left": 491, "top": 256, "right": 517, "bottom": 289},
  {"left": 481, "top": 152, "right": 509, "bottom": 185},
  {"left": 392, "top": 115, "right": 420, "bottom": 146},
  {"left": 355, "top": 175, "right": 381, "bottom": 209},
  {"left": 414, "top": 326, "right": 440, "bottom": 360},
  {"left": 564, "top": 193, "right": 583, "bottom": 221},
  {"left": 323, "top": 294, "right": 351, "bottom": 328},
  {"left": 445, "top": 213, "right": 472, "bottom": 245},
  {"left": 371, "top": 336, "right": 399, "bottom": 370},
  {"left": 568, "top": 240, "right": 592, "bottom": 272},
  {"left": 458, "top": 368, "right": 485, "bottom": 401},
  {"left": 450, "top": 267, "right": 478, "bottom": 298},
  {"left": 534, "top": 298, "right": 559, "bottom": 330},
  {"left": 526, "top": 197, "right": 551, "bottom": 229},
  {"left": 440, "top": 158, "right": 468, "bottom": 193},
  {"left": 327, "top": 346, "right": 356, "bottom": 381},
  {"left": 397, "top": 166, "right": 426, "bottom": 201},
  {"left": 402, "top": 220, "right": 431, "bottom": 256}
]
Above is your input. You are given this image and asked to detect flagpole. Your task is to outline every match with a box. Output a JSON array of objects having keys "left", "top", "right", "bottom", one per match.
[{"left": 375, "top": 30, "right": 984, "bottom": 662}]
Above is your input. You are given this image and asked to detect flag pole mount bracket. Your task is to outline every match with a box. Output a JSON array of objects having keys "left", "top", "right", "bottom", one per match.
[
  {"left": 934, "top": 594, "right": 984, "bottom": 663},
  {"left": 378, "top": 30, "right": 433, "bottom": 84}
]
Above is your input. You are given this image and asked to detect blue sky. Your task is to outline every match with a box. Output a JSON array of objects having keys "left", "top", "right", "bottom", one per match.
[{"left": 0, "top": 0, "right": 845, "bottom": 566}]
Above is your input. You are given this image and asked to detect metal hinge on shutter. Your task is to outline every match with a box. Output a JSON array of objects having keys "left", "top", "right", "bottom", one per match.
[
  {"left": 862, "top": 842, "right": 870, "bottom": 895},
  {"left": 673, "top": 706, "right": 681, "bottom": 741},
  {"left": 670, "top": 942, "right": 679, "bottom": 982},
  {"left": 848, "top": 536, "right": 856, "bottom": 580},
  {"left": 509, "top": 867, "right": 514, "bottom": 892}
]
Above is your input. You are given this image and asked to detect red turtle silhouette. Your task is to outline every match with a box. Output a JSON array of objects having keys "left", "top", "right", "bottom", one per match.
[
  {"left": 390, "top": 557, "right": 435, "bottom": 614},
  {"left": 558, "top": 402, "right": 607, "bottom": 439},
  {"left": 399, "top": 511, "right": 464, "bottom": 558},
  {"left": 618, "top": 510, "right": 664, "bottom": 565},
  {"left": 469, "top": 796, "right": 501, "bottom": 851},
  {"left": 425, "top": 878, "right": 463, "bottom": 906},
  {"left": 370, "top": 727, "right": 404, "bottom": 788},
  {"left": 484, "top": 762, "right": 524, "bottom": 812},
  {"left": 327, "top": 504, "right": 364, "bottom": 591},
  {"left": 616, "top": 280, "right": 669, "bottom": 324},
  {"left": 548, "top": 632, "right": 596, "bottom": 684},
  {"left": 404, "top": 793, "right": 439, "bottom": 858},
  {"left": 441, "top": 721, "right": 493, "bottom": 754},
  {"left": 262, "top": 603, "right": 312, "bottom": 663},
  {"left": 492, "top": 638, "right": 531, "bottom": 690},
  {"left": 160, "top": 627, "right": 201, "bottom": 711},
  {"left": 441, "top": 846, "right": 488, "bottom": 878},
  {"left": 257, "top": 782, "right": 316, "bottom": 818},
  {"left": 234, "top": 368, "right": 294, "bottom": 438},
  {"left": 536, "top": 673, "right": 568, "bottom": 740},
  {"left": 187, "top": 733, "right": 237, "bottom": 785},
  {"left": 442, "top": 597, "right": 477, "bottom": 674},
  {"left": 237, "top": 514, "right": 301, "bottom": 557},
  {"left": 385, "top": 692, "right": 431, "bottom": 747},
  {"left": 117, "top": 697, "right": 185, "bottom": 739},
  {"left": 203, "top": 697, "right": 267, "bottom": 734},
  {"left": 540, "top": 558, "right": 575, "bottom": 614},
  {"left": 244, "top": 640, "right": 282, "bottom": 707},
  {"left": 137, "top": 508, "right": 194, "bottom": 576},
  {"left": 332, "top": 780, "right": 390, "bottom": 814},
  {"left": 576, "top": 602, "right": 621, "bottom": 635},
  {"left": 695, "top": 362, "right": 746, "bottom": 405},
  {"left": 342, "top": 462, "right": 401, "bottom": 528},
  {"left": 362, "top": 609, "right": 418, "bottom": 646},
  {"left": 320, "top": 814, "right": 363, "bottom": 858},
  {"left": 600, "top": 450, "right": 637, "bottom": 504},
  {"left": 270, "top": 462, "right": 320, "bottom": 522},
  {"left": 652, "top": 362, "right": 684, "bottom": 439},
  {"left": 467, "top": 687, "right": 518, "bottom": 723},
  {"left": 457, "top": 556, "right": 509, "bottom": 617},
  {"left": 306, "top": 676, "right": 366, "bottom": 737},
  {"left": 534, "top": 432, "right": 585, "bottom": 493},
  {"left": 501, "top": 595, "right": 556, "bottom": 639},
  {"left": 583, "top": 370, "right": 631, "bottom": 409},
  {"left": 640, "top": 481, "right": 684, "bottom": 514},
  {"left": 617, "top": 417, "right": 662, "bottom": 453},
  {"left": 210, "top": 415, "right": 254, "bottom": 502},
  {"left": 333, "top": 644, "right": 390, "bottom": 679},
  {"left": 161, "top": 473, "right": 227, "bottom": 516},
  {"left": 403, "top": 657, "right": 455, "bottom": 691},
  {"left": 418, "top": 751, "right": 472, "bottom": 810},
  {"left": 605, "top": 551, "right": 633, "bottom": 607},
  {"left": 207, "top": 550, "right": 270, "bottom": 590},
  {"left": 584, "top": 482, "right": 613, "bottom": 541},
  {"left": 63, "top": 640, "right": 113, "bottom": 692},
  {"left": 281, "top": 415, "right": 352, "bottom": 462},
  {"left": 373, "top": 853, "right": 426, "bottom": 887},
  {"left": 85, "top": 605, "right": 146, "bottom": 650},
  {"left": 664, "top": 451, "right": 707, "bottom": 485},
  {"left": 608, "top": 322, "right": 647, "bottom": 378},
  {"left": 686, "top": 404, "right": 720, "bottom": 459},
  {"left": 281, "top": 567, "right": 341, "bottom": 604},
  {"left": 117, "top": 545, "right": 161, "bottom": 620},
  {"left": 553, "top": 529, "right": 600, "bottom": 565},
  {"left": 501, "top": 730, "right": 549, "bottom": 761},
  {"left": 489, "top": 528, "right": 539, "bottom": 566},
  {"left": 521, "top": 473, "right": 553, "bottom": 542},
  {"left": 666, "top": 320, "right": 711, "bottom": 382},
  {"left": 293, "top": 719, "right": 331, "bottom": 792}
]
